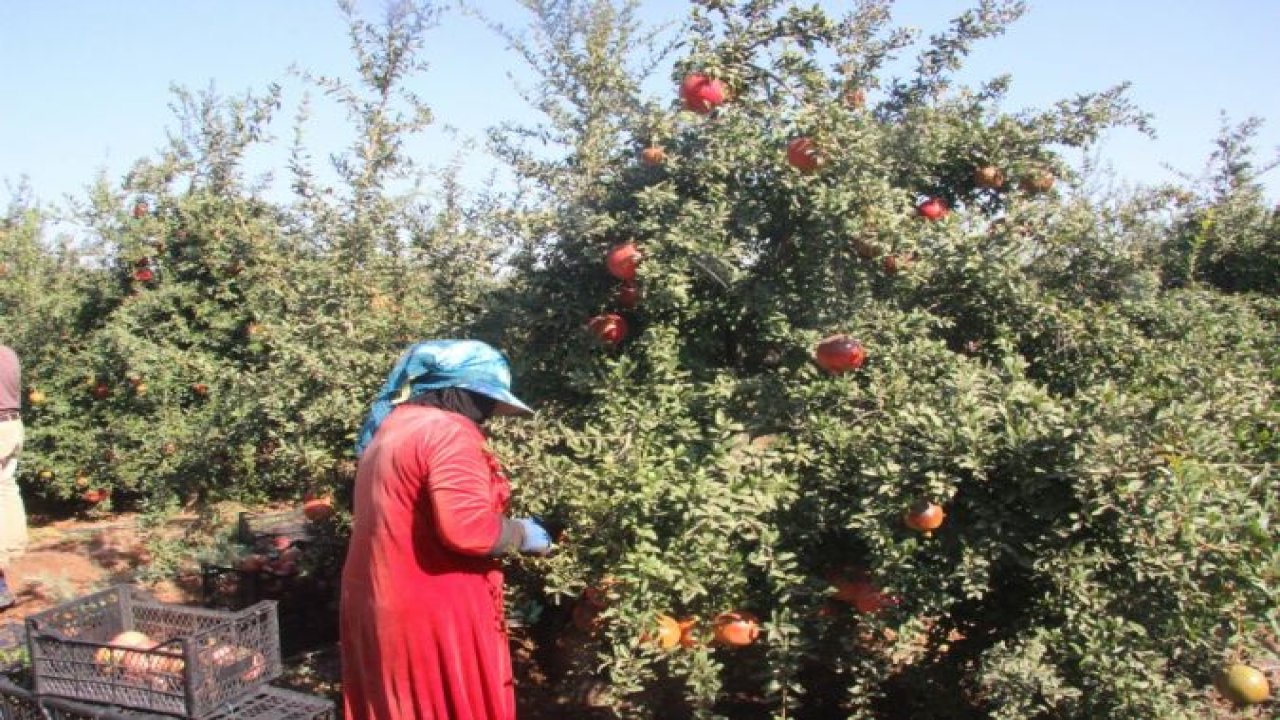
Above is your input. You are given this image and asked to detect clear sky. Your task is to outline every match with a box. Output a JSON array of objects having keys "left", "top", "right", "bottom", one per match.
[{"left": 2, "top": 1, "right": 1278, "bottom": 211}]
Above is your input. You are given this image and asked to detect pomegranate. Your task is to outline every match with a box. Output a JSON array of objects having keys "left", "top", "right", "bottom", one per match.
[
  {"left": 712, "top": 611, "right": 760, "bottom": 647},
  {"left": 81, "top": 488, "right": 109, "bottom": 505},
  {"left": 652, "top": 615, "right": 683, "bottom": 650},
  {"left": 94, "top": 630, "right": 155, "bottom": 671},
  {"left": 973, "top": 165, "right": 1005, "bottom": 189},
  {"left": 903, "top": 500, "right": 946, "bottom": 537},
  {"left": 616, "top": 282, "right": 641, "bottom": 310},
  {"left": 829, "top": 569, "right": 899, "bottom": 615},
  {"left": 303, "top": 496, "right": 335, "bottom": 522},
  {"left": 679, "top": 73, "right": 728, "bottom": 114},
  {"left": 572, "top": 600, "right": 604, "bottom": 633},
  {"left": 640, "top": 146, "right": 666, "bottom": 167},
  {"left": 605, "top": 242, "right": 641, "bottom": 281},
  {"left": 882, "top": 253, "right": 915, "bottom": 275},
  {"left": 1019, "top": 168, "right": 1056, "bottom": 194},
  {"left": 917, "top": 196, "right": 949, "bottom": 221},
  {"left": 587, "top": 313, "right": 628, "bottom": 347},
  {"left": 786, "top": 137, "right": 823, "bottom": 174},
  {"left": 814, "top": 334, "right": 867, "bottom": 374},
  {"left": 1216, "top": 663, "right": 1271, "bottom": 705}
]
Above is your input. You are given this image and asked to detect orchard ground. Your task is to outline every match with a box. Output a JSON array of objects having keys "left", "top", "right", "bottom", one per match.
[
  {"left": 1, "top": 505, "right": 333, "bottom": 704},
  {"left": 0, "top": 505, "right": 623, "bottom": 719}
]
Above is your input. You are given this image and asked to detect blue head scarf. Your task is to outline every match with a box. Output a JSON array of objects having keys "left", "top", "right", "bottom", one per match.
[{"left": 355, "top": 340, "right": 532, "bottom": 456}]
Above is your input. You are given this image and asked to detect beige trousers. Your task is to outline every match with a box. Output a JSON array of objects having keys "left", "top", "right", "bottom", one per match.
[{"left": 0, "top": 419, "right": 27, "bottom": 566}]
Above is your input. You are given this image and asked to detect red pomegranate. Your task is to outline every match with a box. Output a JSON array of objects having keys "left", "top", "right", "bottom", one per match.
[{"left": 679, "top": 73, "right": 728, "bottom": 114}]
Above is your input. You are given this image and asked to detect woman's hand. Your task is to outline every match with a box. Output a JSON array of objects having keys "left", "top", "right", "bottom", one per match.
[{"left": 515, "top": 518, "right": 552, "bottom": 555}]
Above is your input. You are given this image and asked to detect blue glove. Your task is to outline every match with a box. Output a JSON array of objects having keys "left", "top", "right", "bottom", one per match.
[{"left": 516, "top": 517, "right": 552, "bottom": 555}]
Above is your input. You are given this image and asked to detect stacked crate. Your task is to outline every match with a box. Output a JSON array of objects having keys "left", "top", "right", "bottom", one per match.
[
  {"left": 0, "top": 586, "right": 334, "bottom": 719},
  {"left": 200, "top": 510, "right": 341, "bottom": 657}
]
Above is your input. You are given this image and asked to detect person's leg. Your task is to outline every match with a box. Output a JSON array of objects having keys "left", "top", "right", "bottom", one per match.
[{"left": 0, "top": 419, "right": 27, "bottom": 610}]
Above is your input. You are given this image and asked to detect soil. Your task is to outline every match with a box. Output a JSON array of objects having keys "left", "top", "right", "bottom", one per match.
[{"left": 3, "top": 513, "right": 199, "bottom": 616}]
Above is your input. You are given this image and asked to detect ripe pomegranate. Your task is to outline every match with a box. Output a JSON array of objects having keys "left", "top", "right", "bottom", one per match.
[
  {"left": 678, "top": 618, "right": 698, "bottom": 648},
  {"left": 831, "top": 574, "right": 897, "bottom": 615},
  {"left": 131, "top": 201, "right": 149, "bottom": 219},
  {"left": 270, "top": 536, "right": 294, "bottom": 552},
  {"left": 616, "top": 282, "right": 641, "bottom": 309},
  {"left": 146, "top": 649, "right": 184, "bottom": 675},
  {"left": 587, "top": 313, "right": 628, "bottom": 347},
  {"left": 95, "top": 631, "right": 155, "bottom": 670},
  {"left": 712, "top": 611, "right": 759, "bottom": 647},
  {"left": 192, "top": 383, "right": 210, "bottom": 397},
  {"left": 679, "top": 73, "right": 728, "bottom": 114},
  {"left": 973, "top": 165, "right": 1005, "bottom": 189},
  {"left": 1020, "top": 168, "right": 1056, "bottom": 194},
  {"left": 91, "top": 383, "right": 111, "bottom": 400},
  {"left": 814, "top": 335, "right": 867, "bottom": 374},
  {"left": 303, "top": 495, "right": 335, "bottom": 522},
  {"left": 903, "top": 500, "right": 946, "bottom": 537},
  {"left": 917, "top": 196, "right": 949, "bottom": 221},
  {"left": 572, "top": 599, "right": 604, "bottom": 633},
  {"left": 240, "top": 650, "right": 267, "bottom": 683},
  {"left": 81, "top": 488, "right": 109, "bottom": 505},
  {"left": 652, "top": 615, "right": 683, "bottom": 650},
  {"left": 882, "top": 253, "right": 914, "bottom": 275},
  {"left": 1216, "top": 663, "right": 1271, "bottom": 705},
  {"left": 786, "top": 137, "right": 823, "bottom": 173},
  {"left": 133, "top": 267, "right": 155, "bottom": 283},
  {"left": 640, "top": 146, "right": 666, "bottom": 167},
  {"left": 605, "top": 242, "right": 641, "bottom": 281}
]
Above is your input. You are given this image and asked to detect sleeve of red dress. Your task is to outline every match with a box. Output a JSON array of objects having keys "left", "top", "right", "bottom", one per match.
[{"left": 420, "top": 421, "right": 516, "bottom": 556}]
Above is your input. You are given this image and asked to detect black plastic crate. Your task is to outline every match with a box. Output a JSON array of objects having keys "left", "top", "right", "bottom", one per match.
[
  {"left": 0, "top": 675, "right": 44, "bottom": 720},
  {"left": 237, "top": 510, "right": 311, "bottom": 549},
  {"left": 200, "top": 566, "right": 338, "bottom": 658},
  {"left": 4, "top": 670, "right": 173, "bottom": 719},
  {"left": 25, "top": 585, "right": 283, "bottom": 718},
  {"left": 39, "top": 686, "right": 335, "bottom": 720},
  {"left": 202, "top": 686, "right": 334, "bottom": 720},
  {"left": 41, "top": 695, "right": 175, "bottom": 720}
]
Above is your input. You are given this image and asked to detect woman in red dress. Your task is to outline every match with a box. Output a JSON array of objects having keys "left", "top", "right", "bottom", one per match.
[{"left": 341, "top": 340, "right": 550, "bottom": 720}]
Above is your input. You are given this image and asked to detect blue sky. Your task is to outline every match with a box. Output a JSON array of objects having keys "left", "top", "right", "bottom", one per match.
[{"left": 2, "top": 1, "right": 1278, "bottom": 209}]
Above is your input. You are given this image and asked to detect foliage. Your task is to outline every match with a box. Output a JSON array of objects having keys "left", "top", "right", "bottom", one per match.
[
  {"left": 2, "top": 1, "right": 1277, "bottom": 718},
  {"left": 1162, "top": 116, "right": 1280, "bottom": 294},
  {"left": 6, "top": 0, "right": 497, "bottom": 514},
  {"left": 487, "top": 1, "right": 1279, "bottom": 718}
]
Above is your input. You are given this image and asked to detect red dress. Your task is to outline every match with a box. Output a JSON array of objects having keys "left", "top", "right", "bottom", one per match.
[{"left": 341, "top": 405, "right": 515, "bottom": 720}]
